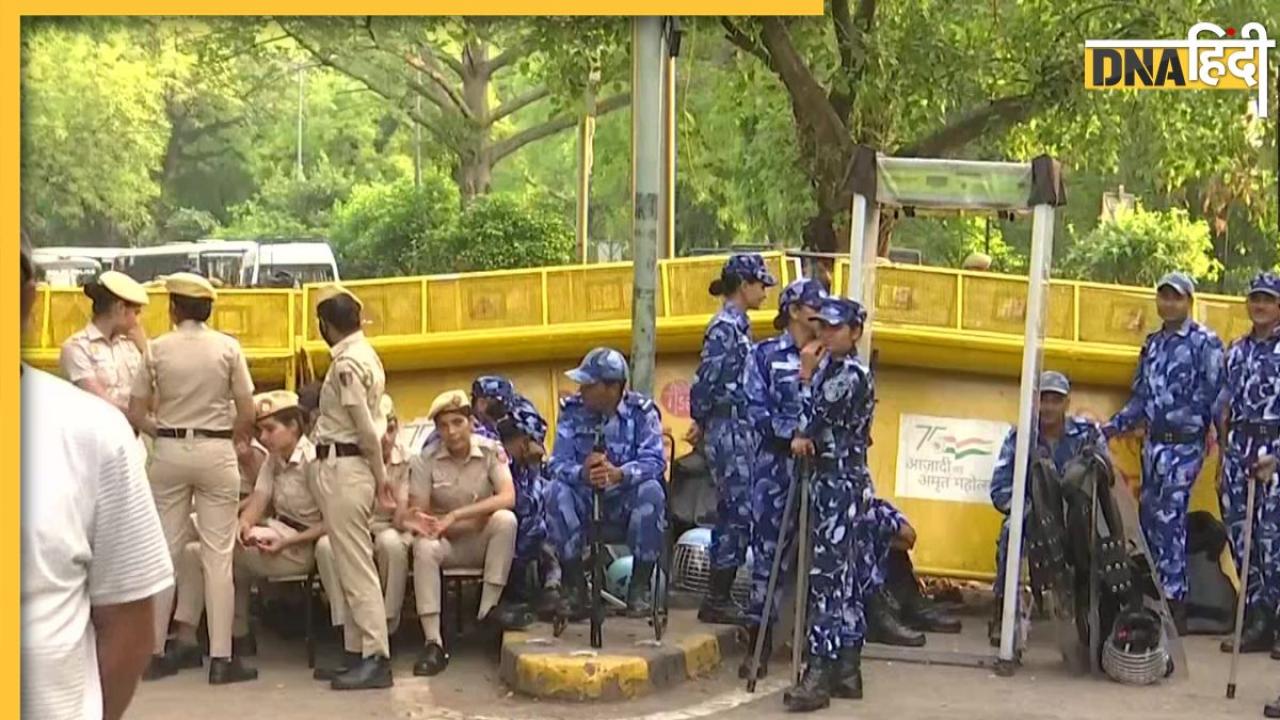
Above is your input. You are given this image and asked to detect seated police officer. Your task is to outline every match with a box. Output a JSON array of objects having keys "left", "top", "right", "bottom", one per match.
[{"left": 546, "top": 348, "right": 667, "bottom": 618}]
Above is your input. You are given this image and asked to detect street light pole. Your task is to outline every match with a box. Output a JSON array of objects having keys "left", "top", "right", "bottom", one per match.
[{"left": 630, "top": 17, "right": 664, "bottom": 396}]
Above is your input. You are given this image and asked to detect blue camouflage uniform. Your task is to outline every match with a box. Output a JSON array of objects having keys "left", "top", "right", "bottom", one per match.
[
  {"left": 691, "top": 253, "right": 776, "bottom": 571},
  {"left": 1103, "top": 272, "right": 1225, "bottom": 602},
  {"left": 990, "top": 376, "right": 1110, "bottom": 597},
  {"left": 1220, "top": 272, "right": 1280, "bottom": 616},
  {"left": 506, "top": 398, "right": 549, "bottom": 570},
  {"left": 801, "top": 297, "right": 873, "bottom": 660},
  {"left": 744, "top": 279, "right": 825, "bottom": 625},
  {"left": 856, "top": 497, "right": 908, "bottom": 597},
  {"left": 547, "top": 349, "right": 668, "bottom": 564}
]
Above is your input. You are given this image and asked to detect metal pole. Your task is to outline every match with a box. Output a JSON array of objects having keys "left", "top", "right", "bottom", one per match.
[
  {"left": 577, "top": 72, "right": 598, "bottom": 263},
  {"left": 1226, "top": 474, "right": 1258, "bottom": 699},
  {"left": 630, "top": 17, "right": 663, "bottom": 396},
  {"left": 791, "top": 462, "right": 811, "bottom": 686},
  {"left": 846, "top": 191, "right": 879, "bottom": 359},
  {"left": 998, "top": 203, "right": 1056, "bottom": 668},
  {"left": 661, "top": 38, "right": 676, "bottom": 260}
]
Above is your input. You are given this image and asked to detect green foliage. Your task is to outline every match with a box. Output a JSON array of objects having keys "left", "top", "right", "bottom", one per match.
[
  {"left": 330, "top": 175, "right": 460, "bottom": 278},
  {"left": 222, "top": 161, "right": 355, "bottom": 238},
  {"left": 1061, "top": 206, "right": 1220, "bottom": 286},
  {"left": 446, "top": 194, "right": 576, "bottom": 272},
  {"left": 157, "top": 207, "right": 221, "bottom": 243},
  {"left": 893, "top": 216, "right": 1026, "bottom": 273}
]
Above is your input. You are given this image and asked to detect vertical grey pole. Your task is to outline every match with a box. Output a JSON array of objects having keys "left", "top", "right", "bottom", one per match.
[
  {"left": 998, "top": 203, "right": 1056, "bottom": 666},
  {"left": 630, "top": 17, "right": 663, "bottom": 396}
]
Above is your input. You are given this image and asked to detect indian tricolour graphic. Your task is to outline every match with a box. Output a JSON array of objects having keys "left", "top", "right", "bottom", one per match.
[{"left": 895, "top": 414, "right": 1013, "bottom": 504}]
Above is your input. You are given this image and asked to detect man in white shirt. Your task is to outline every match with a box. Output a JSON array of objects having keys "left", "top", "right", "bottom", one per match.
[{"left": 20, "top": 238, "right": 174, "bottom": 720}]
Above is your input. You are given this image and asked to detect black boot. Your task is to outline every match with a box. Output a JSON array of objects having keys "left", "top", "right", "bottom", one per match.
[
  {"left": 536, "top": 585, "right": 562, "bottom": 620},
  {"left": 332, "top": 654, "right": 393, "bottom": 690},
  {"left": 1266, "top": 695, "right": 1280, "bottom": 718},
  {"left": 413, "top": 642, "right": 449, "bottom": 677},
  {"left": 783, "top": 656, "right": 834, "bottom": 712},
  {"left": 830, "top": 647, "right": 862, "bottom": 700},
  {"left": 738, "top": 625, "right": 773, "bottom": 679},
  {"left": 1221, "top": 608, "right": 1274, "bottom": 653},
  {"left": 557, "top": 561, "right": 590, "bottom": 622},
  {"left": 313, "top": 651, "right": 362, "bottom": 681},
  {"left": 1167, "top": 600, "right": 1187, "bottom": 636},
  {"left": 166, "top": 640, "right": 204, "bottom": 670},
  {"left": 698, "top": 568, "right": 747, "bottom": 625},
  {"left": 208, "top": 656, "right": 258, "bottom": 685},
  {"left": 626, "top": 561, "right": 655, "bottom": 617},
  {"left": 988, "top": 601, "right": 1003, "bottom": 648},
  {"left": 142, "top": 655, "right": 177, "bottom": 681},
  {"left": 866, "top": 589, "right": 925, "bottom": 647},
  {"left": 887, "top": 548, "right": 960, "bottom": 634}
]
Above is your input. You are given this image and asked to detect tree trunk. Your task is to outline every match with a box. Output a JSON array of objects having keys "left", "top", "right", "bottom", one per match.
[{"left": 455, "top": 40, "right": 494, "bottom": 203}]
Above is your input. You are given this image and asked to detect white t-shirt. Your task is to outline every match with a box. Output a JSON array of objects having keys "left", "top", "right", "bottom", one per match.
[{"left": 21, "top": 366, "right": 174, "bottom": 720}]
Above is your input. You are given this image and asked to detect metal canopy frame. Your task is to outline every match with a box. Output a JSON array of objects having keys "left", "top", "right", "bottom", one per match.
[{"left": 844, "top": 146, "right": 1067, "bottom": 673}]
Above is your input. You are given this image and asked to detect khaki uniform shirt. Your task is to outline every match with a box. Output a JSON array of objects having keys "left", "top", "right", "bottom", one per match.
[
  {"left": 60, "top": 322, "right": 143, "bottom": 409},
  {"left": 131, "top": 320, "right": 253, "bottom": 430},
  {"left": 314, "top": 332, "right": 386, "bottom": 444},
  {"left": 409, "top": 436, "right": 511, "bottom": 515},
  {"left": 255, "top": 436, "right": 324, "bottom": 527}
]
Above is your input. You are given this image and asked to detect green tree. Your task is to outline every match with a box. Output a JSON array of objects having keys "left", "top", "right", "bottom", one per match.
[
  {"left": 328, "top": 174, "right": 460, "bottom": 278},
  {"left": 1061, "top": 206, "right": 1219, "bottom": 286},
  {"left": 446, "top": 193, "right": 575, "bottom": 271}
]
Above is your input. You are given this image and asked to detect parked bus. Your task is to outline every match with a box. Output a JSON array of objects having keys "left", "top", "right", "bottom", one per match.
[{"left": 111, "top": 239, "right": 340, "bottom": 287}]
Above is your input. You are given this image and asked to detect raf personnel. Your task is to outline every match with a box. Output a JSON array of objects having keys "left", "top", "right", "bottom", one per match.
[
  {"left": 689, "top": 253, "right": 773, "bottom": 625},
  {"left": 547, "top": 348, "right": 667, "bottom": 618},
  {"left": 126, "top": 272, "right": 258, "bottom": 685},
  {"left": 988, "top": 371, "right": 1110, "bottom": 647},
  {"left": 400, "top": 391, "right": 519, "bottom": 677},
  {"left": 311, "top": 285, "right": 394, "bottom": 690},
  {"left": 784, "top": 296, "right": 874, "bottom": 713},
  {"left": 1103, "top": 271, "right": 1224, "bottom": 631},
  {"left": 1218, "top": 272, "right": 1280, "bottom": 655},
  {"left": 60, "top": 270, "right": 149, "bottom": 415},
  {"left": 497, "top": 399, "right": 553, "bottom": 610}
]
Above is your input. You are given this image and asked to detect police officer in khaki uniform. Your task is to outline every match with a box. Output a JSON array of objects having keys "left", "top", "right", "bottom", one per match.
[
  {"left": 373, "top": 395, "right": 412, "bottom": 635},
  {"left": 127, "top": 272, "right": 258, "bottom": 685},
  {"left": 172, "top": 390, "right": 339, "bottom": 657},
  {"left": 60, "top": 270, "right": 149, "bottom": 414},
  {"left": 399, "top": 390, "right": 517, "bottom": 677},
  {"left": 311, "top": 284, "right": 394, "bottom": 690}
]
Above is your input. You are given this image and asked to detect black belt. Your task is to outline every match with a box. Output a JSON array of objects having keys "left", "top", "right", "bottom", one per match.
[
  {"left": 1235, "top": 422, "right": 1280, "bottom": 441},
  {"left": 156, "top": 428, "right": 233, "bottom": 440},
  {"left": 1149, "top": 429, "right": 1203, "bottom": 444},
  {"left": 276, "top": 515, "right": 310, "bottom": 533},
  {"left": 316, "top": 442, "right": 362, "bottom": 459}
]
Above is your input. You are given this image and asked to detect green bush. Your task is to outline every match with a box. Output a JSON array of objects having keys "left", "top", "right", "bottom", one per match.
[
  {"left": 330, "top": 175, "right": 460, "bottom": 278},
  {"left": 445, "top": 194, "right": 576, "bottom": 272},
  {"left": 1061, "top": 206, "right": 1220, "bottom": 287},
  {"left": 157, "top": 207, "right": 221, "bottom": 243}
]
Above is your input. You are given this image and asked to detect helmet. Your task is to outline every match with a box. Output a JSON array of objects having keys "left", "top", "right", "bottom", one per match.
[
  {"left": 606, "top": 555, "right": 634, "bottom": 598},
  {"left": 672, "top": 527, "right": 752, "bottom": 602},
  {"left": 1101, "top": 607, "right": 1172, "bottom": 685}
]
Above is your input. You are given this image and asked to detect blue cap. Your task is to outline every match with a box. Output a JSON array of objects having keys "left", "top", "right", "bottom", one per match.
[
  {"left": 472, "top": 375, "right": 516, "bottom": 406},
  {"left": 722, "top": 253, "right": 777, "bottom": 287},
  {"left": 508, "top": 399, "right": 547, "bottom": 445},
  {"left": 1248, "top": 272, "right": 1280, "bottom": 298},
  {"left": 1156, "top": 272, "right": 1195, "bottom": 297},
  {"left": 566, "top": 347, "right": 629, "bottom": 385},
  {"left": 779, "top": 278, "right": 828, "bottom": 313},
  {"left": 1040, "top": 370, "right": 1071, "bottom": 395},
  {"left": 813, "top": 296, "right": 867, "bottom": 327}
]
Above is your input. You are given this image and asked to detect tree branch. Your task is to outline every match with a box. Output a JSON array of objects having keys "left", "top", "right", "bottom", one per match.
[
  {"left": 758, "top": 19, "right": 854, "bottom": 150},
  {"left": 490, "top": 92, "right": 629, "bottom": 163},
  {"left": 486, "top": 40, "right": 533, "bottom": 76},
  {"left": 405, "top": 51, "right": 475, "bottom": 121},
  {"left": 489, "top": 86, "right": 551, "bottom": 125},
  {"left": 831, "top": 0, "right": 856, "bottom": 75},
  {"left": 896, "top": 93, "right": 1036, "bottom": 157},
  {"left": 720, "top": 18, "right": 769, "bottom": 64}
]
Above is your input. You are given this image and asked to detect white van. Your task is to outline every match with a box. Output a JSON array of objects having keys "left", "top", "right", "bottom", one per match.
[
  {"left": 255, "top": 241, "right": 341, "bottom": 286},
  {"left": 111, "top": 239, "right": 340, "bottom": 287},
  {"left": 31, "top": 247, "right": 125, "bottom": 287}
]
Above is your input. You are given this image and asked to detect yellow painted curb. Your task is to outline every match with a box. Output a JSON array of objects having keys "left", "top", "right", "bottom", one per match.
[
  {"left": 515, "top": 653, "right": 651, "bottom": 700},
  {"left": 677, "top": 633, "right": 722, "bottom": 679}
]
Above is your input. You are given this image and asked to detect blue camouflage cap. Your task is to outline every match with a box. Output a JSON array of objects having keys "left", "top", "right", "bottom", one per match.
[
  {"left": 472, "top": 375, "right": 517, "bottom": 406},
  {"left": 779, "top": 278, "right": 828, "bottom": 313},
  {"left": 722, "top": 253, "right": 777, "bottom": 287},
  {"left": 813, "top": 296, "right": 867, "bottom": 327},
  {"left": 1156, "top": 271, "right": 1195, "bottom": 297},
  {"left": 566, "top": 347, "right": 629, "bottom": 385},
  {"left": 508, "top": 399, "right": 548, "bottom": 445},
  {"left": 1040, "top": 370, "right": 1071, "bottom": 395},
  {"left": 1248, "top": 272, "right": 1280, "bottom": 298}
]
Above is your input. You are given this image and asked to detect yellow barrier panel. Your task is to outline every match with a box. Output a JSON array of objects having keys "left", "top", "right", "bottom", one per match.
[
  {"left": 545, "top": 264, "right": 645, "bottom": 324},
  {"left": 305, "top": 277, "right": 426, "bottom": 342},
  {"left": 1077, "top": 284, "right": 1160, "bottom": 347},
  {"left": 961, "top": 274, "right": 1075, "bottom": 340},
  {"left": 1199, "top": 292, "right": 1254, "bottom": 343},
  {"left": 874, "top": 266, "right": 958, "bottom": 328},
  {"left": 428, "top": 271, "right": 545, "bottom": 333}
]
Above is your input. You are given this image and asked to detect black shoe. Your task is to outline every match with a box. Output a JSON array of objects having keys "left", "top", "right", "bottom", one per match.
[
  {"left": 1167, "top": 600, "right": 1188, "bottom": 636},
  {"left": 208, "top": 656, "right": 258, "bottom": 685},
  {"left": 866, "top": 589, "right": 925, "bottom": 647},
  {"left": 830, "top": 648, "right": 862, "bottom": 700},
  {"left": 900, "top": 593, "right": 962, "bottom": 634},
  {"left": 557, "top": 561, "right": 590, "bottom": 622},
  {"left": 739, "top": 625, "right": 772, "bottom": 680},
  {"left": 489, "top": 601, "right": 535, "bottom": 630},
  {"left": 1221, "top": 608, "right": 1274, "bottom": 653},
  {"left": 166, "top": 640, "right": 204, "bottom": 670},
  {"left": 332, "top": 655, "right": 393, "bottom": 690},
  {"left": 698, "top": 568, "right": 747, "bottom": 625},
  {"left": 314, "top": 651, "right": 362, "bottom": 681},
  {"left": 142, "top": 655, "right": 178, "bottom": 681},
  {"left": 783, "top": 657, "right": 834, "bottom": 712},
  {"left": 1266, "top": 695, "right": 1280, "bottom": 718},
  {"left": 413, "top": 643, "right": 449, "bottom": 677},
  {"left": 232, "top": 633, "right": 257, "bottom": 658},
  {"left": 626, "top": 561, "right": 656, "bottom": 618}
]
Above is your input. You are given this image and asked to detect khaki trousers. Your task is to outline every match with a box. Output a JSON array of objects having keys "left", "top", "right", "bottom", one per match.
[
  {"left": 314, "top": 456, "right": 389, "bottom": 658},
  {"left": 412, "top": 510, "right": 517, "bottom": 618},
  {"left": 373, "top": 523, "right": 411, "bottom": 631},
  {"left": 150, "top": 437, "right": 238, "bottom": 658}
]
